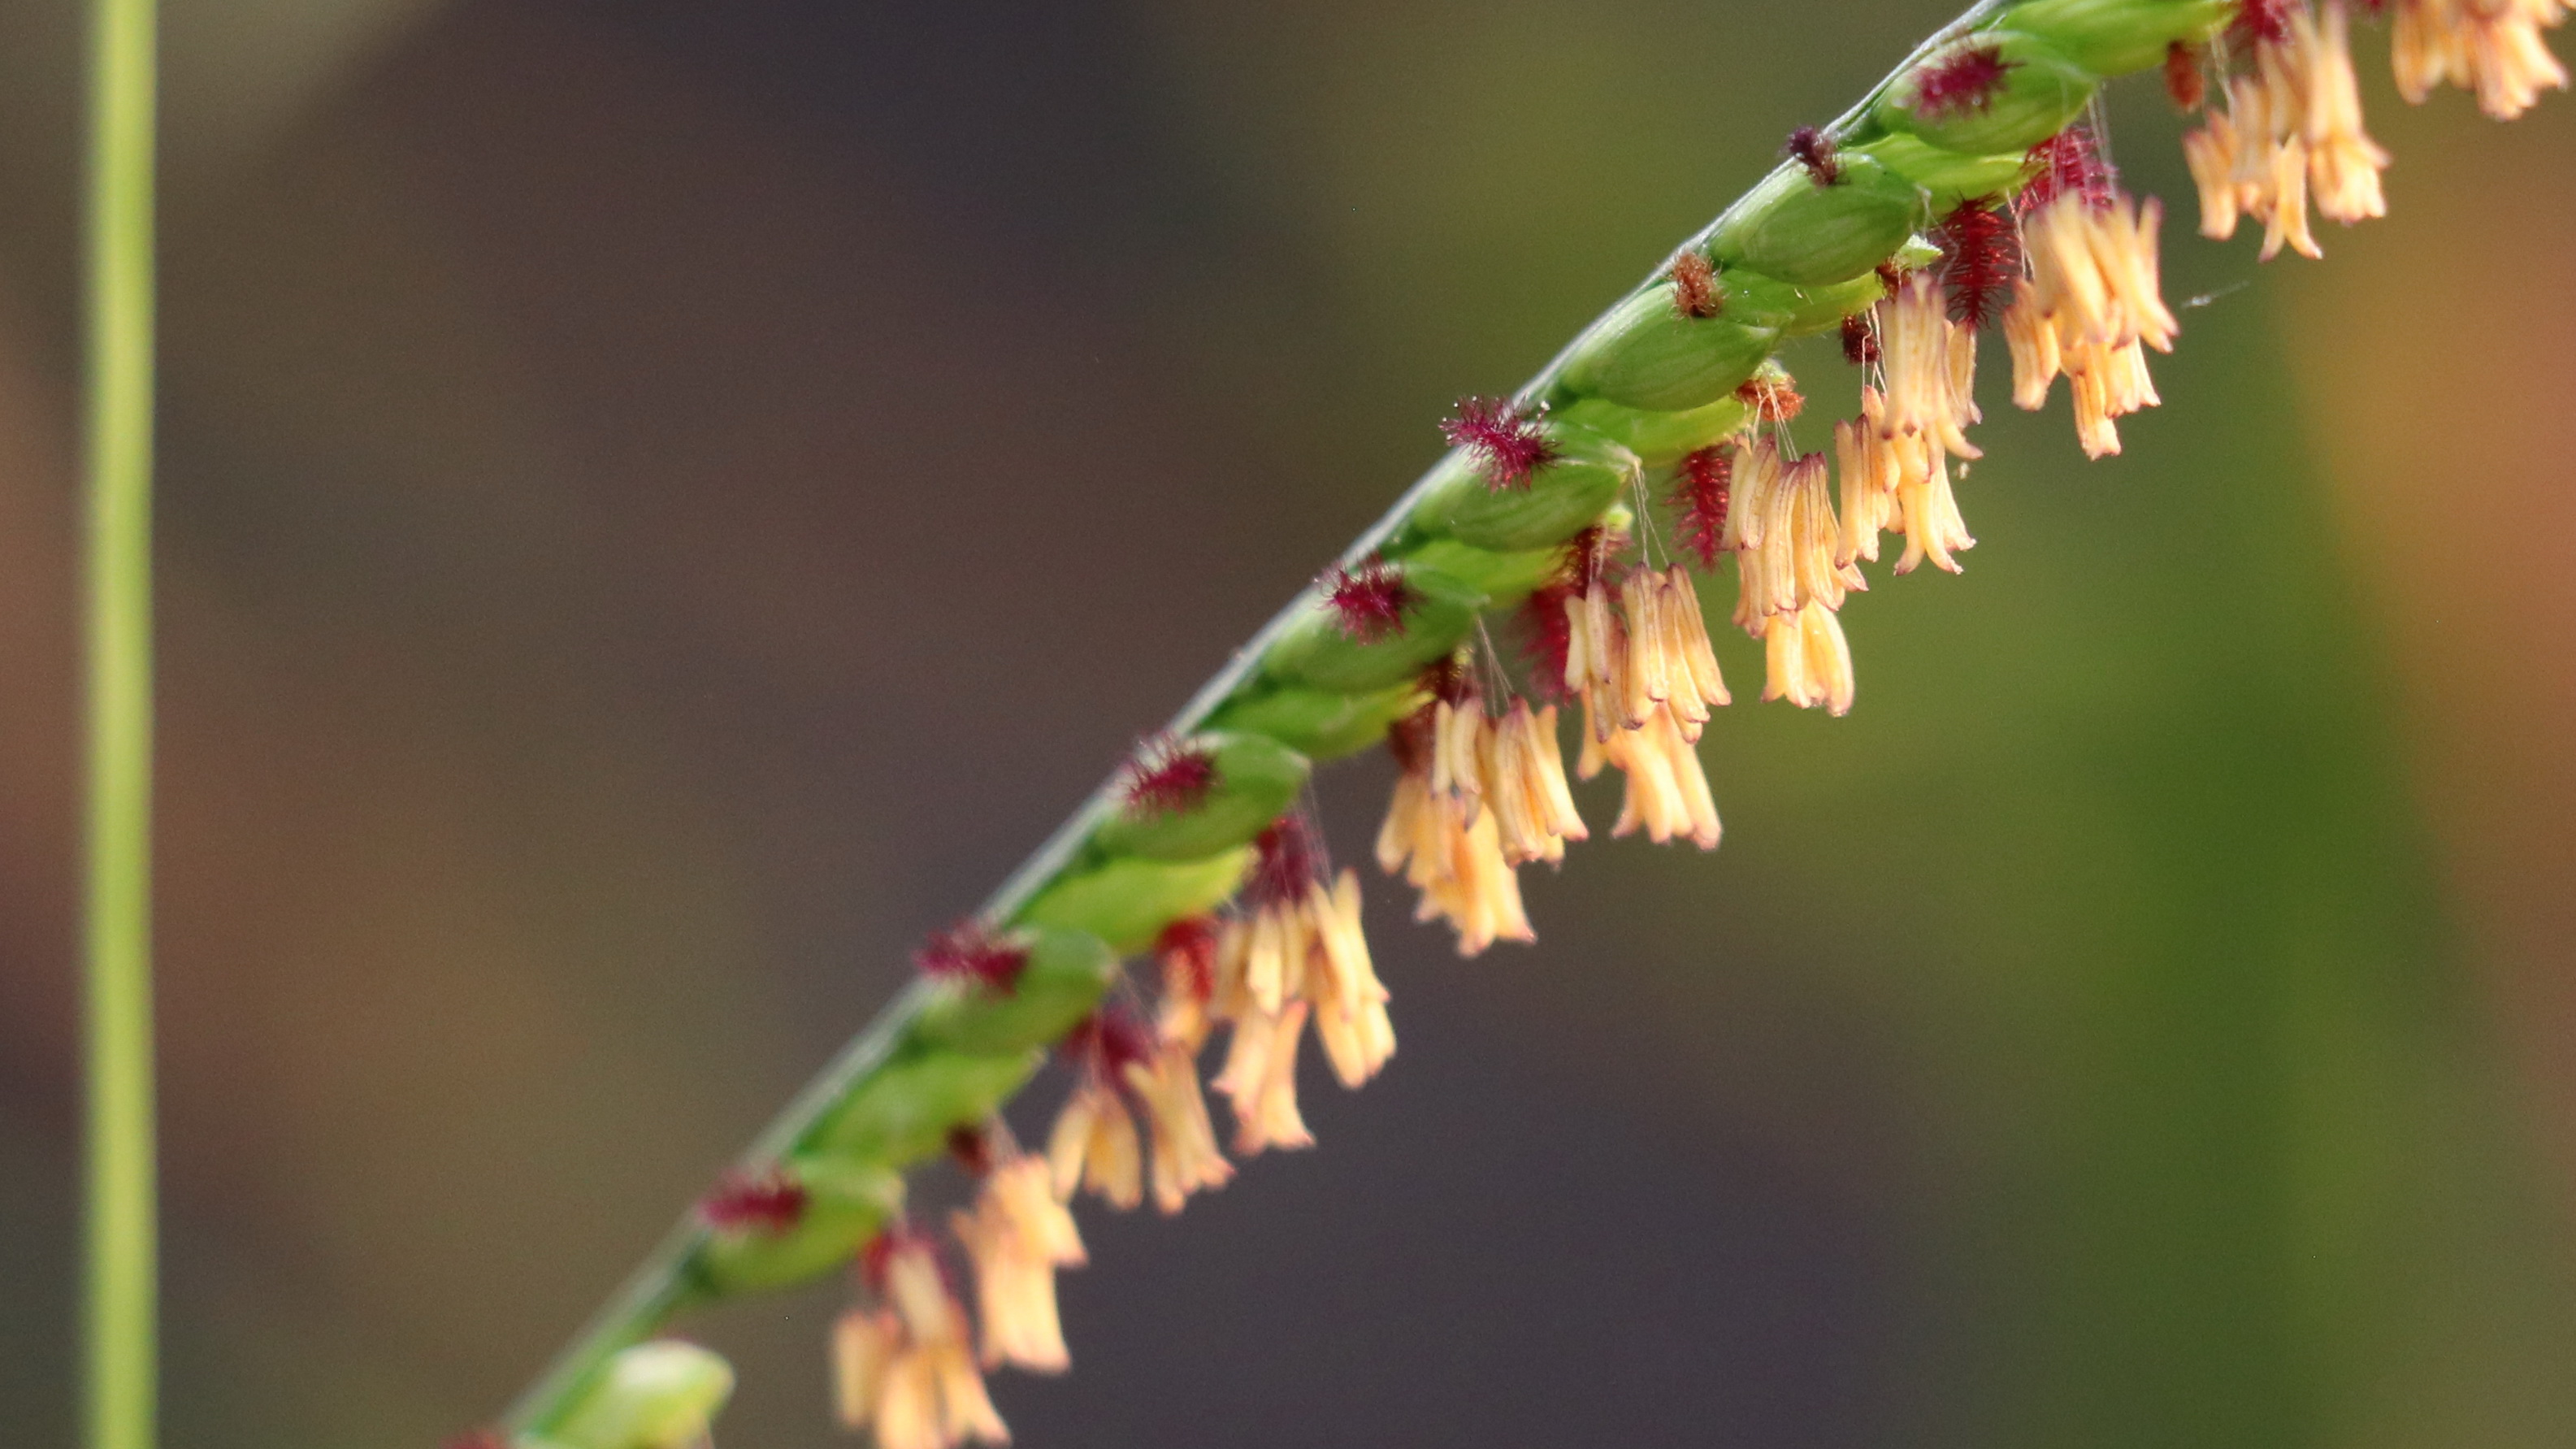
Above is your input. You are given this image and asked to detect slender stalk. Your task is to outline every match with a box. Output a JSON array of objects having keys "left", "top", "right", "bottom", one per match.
[{"left": 82, "top": 2, "right": 158, "bottom": 1448}]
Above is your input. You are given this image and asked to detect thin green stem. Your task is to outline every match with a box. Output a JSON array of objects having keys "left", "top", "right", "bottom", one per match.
[{"left": 82, "top": 2, "right": 157, "bottom": 1448}]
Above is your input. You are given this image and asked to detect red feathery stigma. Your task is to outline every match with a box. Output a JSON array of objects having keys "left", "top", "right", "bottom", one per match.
[
  {"left": 1841, "top": 312, "right": 1881, "bottom": 367},
  {"left": 1156, "top": 916, "right": 1221, "bottom": 1004},
  {"left": 1421, "top": 653, "right": 1477, "bottom": 708},
  {"left": 1669, "top": 446, "right": 1734, "bottom": 573},
  {"left": 2164, "top": 41, "right": 2208, "bottom": 111},
  {"left": 1668, "top": 252, "right": 1723, "bottom": 319},
  {"left": 1516, "top": 586, "right": 1577, "bottom": 707},
  {"left": 1387, "top": 700, "right": 1441, "bottom": 774},
  {"left": 860, "top": 1223, "right": 948, "bottom": 1295},
  {"left": 2228, "top": 0, "right": 2297, "bottom": 48},
  {"left": 2019, "top": 127, "right": 2116, "bottom": 211},
  {"left": 1784, "top": 125, "right": 1842, "bottom": 186},
  {"left": 945, "top": 1123, "right": 995, "bottom": 1178},
  {"left": 1246, "top": 814, "right": 1325, "bottom": 910},
  {"left": 1934, "top": 197, "right": 2022, "bottom": 330},
  {"left": 1063, "top": 1004, "right": 1157, "bottom": 1082},
  {"left": 914, "top": 921, "right": 1030, "bottom": 993},
  {"left": 1324, "top": 558, "right": 1418, "bottom": 644},
  {"left": 1911, "top": 42, "right": 2017, "bottom": 120},
  {"left": 1121, "top": 733, "right": 1219, "bottom": 818},
  {"left": 1559, "top": 522, "right": 1628, "bottom": 595},
  {"left": 1737, "top": 373, "right": 1805, "bottom": 423},
  {"left": 1442, "top": 396, "right": 1559, "bottom": 489},
  {"left": 701, "top": 1165, "right": 809, "bottom": 1235}
]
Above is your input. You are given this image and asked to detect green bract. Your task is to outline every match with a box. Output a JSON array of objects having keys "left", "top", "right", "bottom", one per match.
[
  {"left": 1558, "top": 279, "right": 1780, "bottom": 410},
  {"left": 1712, "top": 150, "right": 1923, "bottom": 285},
  {"left": 912, "top": 925, "right": 1119, "bottom": 1053},
  {"left": 1091, "top": 731, "right": 1311, "bottom": 862},
  {"left": 1554, "top": 393, "right": 1750, "bottom": 466},
  {"left": 1262, "top": 563, "right": 1487, "bottom": 692},
  {"left": 690, "top": 1156, "right": 904, "bottom": 1296},
  {"left": 804, "top": 1048, "right": 1043, "bottom": 1163},
  {"left": 548, "top": 1342, "right": 735, "bottom": 1449},
  {"left": 1715, "top": 267, "right": 1887, "bottom": 336},
  {"left": 1400, "top": 537, "right": 1563, "bottom": 606},
  {"left": 1854, "top": 133, "right": 2032, "bottom": 210},
  {"left": 2003, "top": 0, "right": 2229, "bottom": 75},
  {"left": 1405, "top": 436, "right": 1639, "bottom": 553},
  {"left": 1016, "top": 846, "right": 1253, "bottom": 951},
  {"left": 1206, "top": 680, "right": 1422, "bottom": 761},
  {"left": 1876, "top": 31, "right": 2098, "bottom": 156}
]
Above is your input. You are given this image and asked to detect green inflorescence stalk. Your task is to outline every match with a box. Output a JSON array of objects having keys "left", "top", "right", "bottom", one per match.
[
  {"left": 82, "top": 1, "right": 158, "bottom": 1448},
  {"left": 502, "top": 0, "right": 2240, "bottom": 1438}
]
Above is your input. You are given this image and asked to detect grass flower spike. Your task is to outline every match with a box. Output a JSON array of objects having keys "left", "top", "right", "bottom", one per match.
[{"left": 475, "top": 4, "right": 2567, "bottom": 1444}]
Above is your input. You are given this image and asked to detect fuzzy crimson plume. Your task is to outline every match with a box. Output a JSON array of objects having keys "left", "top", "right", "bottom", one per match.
[
  {"left": 2019, "top": 127, "right": 2116, "bottom": 210},
  {"left": 1737, "top": 373, "right": 1805, "bottom": 423},
  {"left": 1784, "top": 125, "right": 1841, "bottom": 185},
  {"left": 945, "top": 1123, "right": 995, "bottom": 1178},
  {"left": 914, "top": 921, "right": 1030, "bottom": 992},
  {"left": 1516, "top": 586, "right": 1576, "bottom": 707},
  {"left": 1155, "top": 916, "right": 1221, "bottom": 1004},
  {"left": 701, "top": 1165, "right": 809, "bottom": 1235},
  {"left": 2164, "top": 40, "right": 2207, "bottom": 111},
  {"left": 1668, "top": 446, "right": 1733, "bottom": 572},
  {"left": 1245, "top": 814, "right": 1325, "bottom": 910},
  {"left": 1324, "top": 559, "right": 1417, "bottom": 644},
  {"left": 1387, "top": 696, "right": 1443, "bottom": 773},
  {"left": 1442, "top": 396, "right": 1558, "bottom": 489},
  {"left": 1911, "top": 42, "right": 2016, "bottom": 119},
  {"left": 1062, "top": 1005, "right": 1157, "bottom": 1082},
  {"left": 1841, "top": 312, "right": 1880, "bottom": 367},
  {"left": 2228, "top": 0, "right": 2296, "bottom": 47},
  {"left": 1668, "top": 252, "right": 1723, "bottom": 319},
  {"left": 1121, "top": 733, "right": 1218, "bottom": 818},
  {"left": 1934, "top": 197, "right": 2022, "bottom": 329}
]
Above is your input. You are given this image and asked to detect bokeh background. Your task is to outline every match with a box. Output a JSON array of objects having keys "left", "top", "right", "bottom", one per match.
[{"left": 1, "top": 1, "right": 2572, "bottom": 1444}]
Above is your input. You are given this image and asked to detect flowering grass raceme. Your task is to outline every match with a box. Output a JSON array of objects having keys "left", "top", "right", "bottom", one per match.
[{"left": 470, "top": 2, "right": 2565, "bottom": 1445}]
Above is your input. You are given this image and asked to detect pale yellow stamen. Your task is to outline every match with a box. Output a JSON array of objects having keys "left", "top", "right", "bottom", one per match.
[
  {"left": 1600, "top": 702, "right": 1721, "bottom": 848},
  {"left": 1125, "top": 1043, "right": 1234, "bottom": 1213},
  {"left": 1043, "top": 1081, "right": 1140, "bottom": 1212},
  {"left": 1760, "top": 601, "right": 1856, "bottom": 717}
]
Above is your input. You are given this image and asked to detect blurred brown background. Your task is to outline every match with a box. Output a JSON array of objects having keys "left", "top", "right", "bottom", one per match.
[{"left": 0, "top": 2, "right": 2572, "bottom": 1444}]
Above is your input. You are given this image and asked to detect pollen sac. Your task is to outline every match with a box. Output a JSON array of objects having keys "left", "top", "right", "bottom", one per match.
[
  {"left": 1093, "top": 731, "right": 1312, "bottom": 863},
  {"left": 913, "top": 926, "right": 1120, "bottom": 1056},
  {"left": 1016, "top": 847, "right": 1254, "bottom": 952},
  {"left": 808, "top": 1049, "right": 1046, "bottom": 1165},
  {"left": 1264, "top": 562, "right": 1488, "bottom": 693},
  {"left": 2001, "top": 0, "right": 2232, "bottom": 76},
  {"left": 1711, "top": 267, "right": 1887, "bottom": 338},
  {"left": 1559, "top": 272, "right": 1782, "bottom": 411},
  {"left": 1407, "top": 431, "right": 1641, "bottom": 553},
  {"left": 694, "top": 1156, "right": 908, "bottom": 1297},
  {"left": 1712, "top": 149, "right": 1924, "bottom": 286},
  {"left": 1205, "top": 680, "right": 1424, "bottom": 762},
  {"left": 1877, "top": 30, "right": 2100, "bottom": 155},
  {"left": 546, "top": 1341, "right": 735, "bottom": 1449},
  {"left": 1555, "top": 393, "right": 1750, "bottom": 467}
]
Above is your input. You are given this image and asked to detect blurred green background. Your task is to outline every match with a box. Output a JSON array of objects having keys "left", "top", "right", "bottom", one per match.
[{"left": 0, "top": 1, "right": 2571, "bottom": 1444}]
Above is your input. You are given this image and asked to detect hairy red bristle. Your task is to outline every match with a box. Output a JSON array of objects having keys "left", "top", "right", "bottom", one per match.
[
  {"left": 1156, "top": 916, "right": 1221, "bottom": 1003},
  {"left": 1737, "top": 373, "right": 1805, "bottom": 423},
  {"left": 945, "top": 1123, "right": 995, "bottom": 1178},
  {"left": 2164, "top": 40, "right": 2208, "bottom": 111},
  {"left": 1668, "top": 253, "right": 1723, "bottom": 319},
  {"left": 1784, "top": 125, "right": 1842, "bottom": 186},
  {"left": 860, "top": 1223, "right": 948, "bottom": 1295},
  {"left": 1063, "top": 1004, "right": 1157, "bottom": 1082},
  {"left": 702, "top": 1165, "right": 809, "bottom": 1235},
  {"left": 2019, "top": 127, "right": 2116, "bottom": 210},
  {"left": 1121, "top": 733, "right": 1218, "bottom": 818},
  {"left": 1442, "top": 396, "right": 1559, "bottom": 489},
  {"left": 1559, "top": 523, "right": 1621, "bottom": 596},
  {"left": 2228, "top": 0, "right": 2297, "bottom": 48},
  {"left": 1911, "top": 42, "right": 2017, "bottom": 120},
  {"left": 1386, "top": 700, "right": 1441, "bottom": 774},
  {"left": 1668, "top": 446, "right": 1733, "bottom": 572},
  {"left": 1841, "top": 313, "right": 1881, "bottom": 367},
  {"left": 1245, "top": 814, "right": 1325, "bottom": 910},
  {"left": 1934, "top": 197, "right": 2022, "bottom": 330},
  {"left": 1516, "top": 586, "right": 1577, "bottom": 707},
  {"left": 914, "top": 921, "right": 1029, "bottom": 993},
  {"left": 1420, "top": 653, "right": 1477, "bottom": 708},
  {"left": 1324, "top": 559, "right": 1417, "bottom": 644}
]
